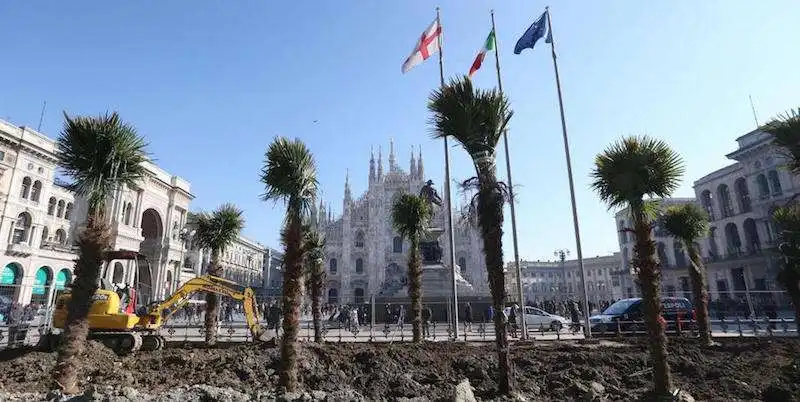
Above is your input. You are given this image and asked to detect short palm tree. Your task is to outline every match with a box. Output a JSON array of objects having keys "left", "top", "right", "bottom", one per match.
[
  {"left": 429, "top": 76, "right": 513, "bottom": 393},
  {"left": 772, "top": 205, "right": 800, "bottom": 335},
  {"left": 763, "top": 108, "right": 800, "bottom": 174},
  {"left": 391, "top": 194, "right": 432, "bottom": 342},
  {"left": 260, "top": 137, "right": 318, "bottom": 392},
  {"left": 662, "top": 203, "right": 712, "bottom": 346},
  {"left": 591, "top": 135, "right": 684, "bottom": 397},
  {"left": 303, "top": 228, "right": 326, "bottom": 343},
  {"left": 193, "top": 203, "right": 245, "bottom": 345},
  {"left": 52, "top": 112, "right": 148, "bottom": 393}
]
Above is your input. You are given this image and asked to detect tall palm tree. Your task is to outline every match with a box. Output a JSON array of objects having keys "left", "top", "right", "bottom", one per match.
[
  {"left": 662, "top": 203, "right": 712, "bottom": 346},
  {"left": 193, "top": 203, "right": 245, "bottom": 345},
  {"left": 52, "top": 112, "right": 148, "bottom": 393},
  {"left": 591, "top": 135, "right": 684, "bottom": 397},
  {"left": 428, "top": 77, "right": 513, "bottom": 393},
  {"left": 303, "top": 228, "right": 326, "bottom": 343},
  {"left": 763, "top": 108, "right": 800, "bottom": 174},
  {"left": 391, "top": 194, "right": 432, "bottom": 342},
  {"left": 772, "top": 205, "right": 800, "bottom": 335},
  {"left": 260, "top": 137, "right": 318, "bottom": 392}
]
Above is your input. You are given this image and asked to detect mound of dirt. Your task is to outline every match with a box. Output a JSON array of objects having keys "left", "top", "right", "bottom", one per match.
[{"left": 0, "top": 338, "right": 797, "bottom": 401}]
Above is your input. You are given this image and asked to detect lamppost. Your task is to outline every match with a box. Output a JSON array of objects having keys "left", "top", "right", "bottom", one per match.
[{"left": 554, "top": 249, "right": 570, "bottom": 301}]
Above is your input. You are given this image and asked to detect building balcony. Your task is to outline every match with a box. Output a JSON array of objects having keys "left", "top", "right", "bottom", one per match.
[{"left": 6, "top": 242, "right": 32, "bottom": 257}]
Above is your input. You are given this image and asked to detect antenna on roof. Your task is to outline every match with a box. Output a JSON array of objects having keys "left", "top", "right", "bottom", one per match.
[
  {"left": 748, "top": 95, "right": 760, "bottom": 129},
  {"left": 37, "top": 101, "right": 47, "bottom": 132}
]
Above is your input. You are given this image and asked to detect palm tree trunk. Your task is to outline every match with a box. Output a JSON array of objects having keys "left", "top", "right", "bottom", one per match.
[
  {"left": 280, "top": 216, "right": 305, "bottom": 391},
  {"left": 475, "top": 165, "right": 511, "bottom": 394},
  {"left": 311, "top": 262, "right": 323, "bottom": 343},
  {"left": 53, "top": 218, "right": 111, "bottom": 393},
  {"left": 632, "top": 208, "right": 673, "bottom": 395},
  {"left": 686, "top": 245, "right": 712, "bottom": 346},
  {"left": 204, "top": 252, "right": 221, "bottom": 346},
  {"left": 408, "top": 235, "right": 423, "bottom": 342}
]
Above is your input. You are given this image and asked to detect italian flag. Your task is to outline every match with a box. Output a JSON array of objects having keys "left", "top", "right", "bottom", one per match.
[{"left": 469, "top": 30, "right": 495, "bottom": 78}]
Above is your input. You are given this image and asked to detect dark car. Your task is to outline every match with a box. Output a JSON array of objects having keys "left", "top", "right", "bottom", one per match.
[{"left": 589, "top": 297, "right": 695, "bottom": 335}]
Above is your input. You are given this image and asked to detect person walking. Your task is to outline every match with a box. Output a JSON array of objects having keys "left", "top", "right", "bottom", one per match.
[
  {"left": 422, "top": 305, "right": 432, "bottom": 339},
  {"left": 464, "top": 302, "right": 473, "bottom": 333}
]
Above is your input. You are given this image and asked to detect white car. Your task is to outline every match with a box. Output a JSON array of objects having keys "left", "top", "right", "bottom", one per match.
[{"left": 504, "top": 306, "right": 572, "bottom": 332}]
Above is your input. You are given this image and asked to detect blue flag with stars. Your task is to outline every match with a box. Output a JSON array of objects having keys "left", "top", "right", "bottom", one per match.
[{"left": 514, "top": 10, "right": 552, "bottom": 54}]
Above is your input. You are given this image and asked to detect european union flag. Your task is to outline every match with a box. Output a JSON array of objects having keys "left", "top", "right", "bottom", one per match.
[{"left": 514, "top": 11, "right": 552, "bottom": 55}]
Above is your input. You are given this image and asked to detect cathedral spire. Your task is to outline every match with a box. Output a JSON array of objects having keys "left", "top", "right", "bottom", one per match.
[
  {"left": 319, "top": 200, "right": 326, "bottom": 224},
  {"left": 388, "top": 137, "right": 396, "bottom": 171},
  {"left": 410, "top": 145, "right": 417, "bottom": 179},
  {"left": 377, "top": 146, "right": 384, "bottom": 180},
  {"left": 417, "top": 145, "right": 424, "bottom": 179},
  {"left": 369, "top": 146, "right": 376, "bottom": 184},
  {"left": 344, "top": 169, "right": 352, "bottom": 205}
]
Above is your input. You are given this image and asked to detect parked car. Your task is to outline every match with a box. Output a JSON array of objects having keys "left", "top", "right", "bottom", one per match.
[
  {"left": 504, "top": 306, "right": 572, "bottom": 332},
  {"left": 589, "top": 297, "right": 695, "bottom": 335}
]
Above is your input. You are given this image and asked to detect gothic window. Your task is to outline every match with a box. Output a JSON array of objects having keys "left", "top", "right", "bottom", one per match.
[
  {"left": 56, "top": 200, "right": 65, "bottom": 218},
  {"left": 701, "top": 190, "right": 715, "bottom": 220},
  {"left": 327, "top": 288, "right": 338, "bottom": 304},
  {"left": 725, "top": 222, "right": 742, "bottom": 254},
  {"left": 55, "top": 229, "right": 66, "bottom": 244},
  {"left": 12, "top": 212, "right": 31, "bottom": 244},
  {"left": 355, "top": 258, "right": 363, "bottom": 274},
  {"left": 768, "top": 170, "right": 782, "bottom": 195},
  {"left": 717, "top": 184, "right": 734, "bottom": 218},
  {"left": 329, "top": 258, "right": 338, "bottom": 274},
  {"left": 47, "top": 197, "right": 56, "bottom": 215},
  {"left": 355, "top": 231, "right": 365, "bottom": 247},
  {"left": 64, "top": 203, "right": 73, "bottom": 220},
  {"left": 40, "top": 226, "right": 49, "bottom": 248},
  {"left": 31, "top": 180, "right": 42, "bottom": 202},
  {"left": 392, "top": 236, "right": 403, "bottom": 253},
  {"left": 20, "top": 177, "right": 31, "bottom": 199},
  {"left": 734, "top": 177, "right": 751, "bottom": 213},
  {"left": 756, "top": 174, "right": 770, "bottom": 199}
]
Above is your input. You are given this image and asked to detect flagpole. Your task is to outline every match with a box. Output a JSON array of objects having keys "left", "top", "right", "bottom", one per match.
[
  {"left": 490, "top": 10, "right": 528, "bottom": 340},
  {"left": 437, "top": 6, "right": 460, "bottom": 340},
  {"left": 545, "top": 6, "right": 592, "bottom": 338}
]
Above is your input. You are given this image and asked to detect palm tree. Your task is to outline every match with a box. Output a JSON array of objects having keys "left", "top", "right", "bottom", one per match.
[
  {"left": 303, "top": 228, "right": 326, "bottom": 343},
  {"left": 763, "top": 108, "right": 800, "bottom": 174},
  {"left": 590, "top": 135, "right": 684, "bottom": 397},
  {"left": 52, "top": 112, "right": 148, "bottom": 393},
  {"left": 391, "top": 194, "right": 432, "bottom": 342},
  {"left": 428, "top": 77, "right": 513, "bottom": 393},
  {"left": 662, "top": 203, "right": 712, "bottom": 346},
  {"left": 193, "top": 203, "right": 245, "bottom": 345},
  {"left": 772, "top": 205, "right": 800, "bottom": 335},
  {"left": 260, "top": 137, "right": 318, "bottom": 392}
]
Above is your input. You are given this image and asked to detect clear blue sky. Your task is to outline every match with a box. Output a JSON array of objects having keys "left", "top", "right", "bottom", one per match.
[{"left": 2, "top": 1, "right": 799, "bottom": 262}]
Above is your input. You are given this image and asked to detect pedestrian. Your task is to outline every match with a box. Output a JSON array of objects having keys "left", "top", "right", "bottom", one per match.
[
  {"left": 508, "top": 305, "right": 517, "bottom": 338},
  {"left": 422, "top": 305, "right": 432, "bottom": 338},
  {"left": 464, "top": 302, "right": 473, "bottom": 332}
]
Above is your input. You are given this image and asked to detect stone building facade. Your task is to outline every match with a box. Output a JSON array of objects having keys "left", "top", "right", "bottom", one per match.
[
  {"left": 313, "top": 141, "right": 487, "bottom": 305},
  {"left": 512, "top": 253, "right": 621, "bottom": 305},
  {"left": 0, "top": 118, "right": 193, "bottom": 307},
  {"left": 180, "top": 226, "right": 267, "bottom": 290}
]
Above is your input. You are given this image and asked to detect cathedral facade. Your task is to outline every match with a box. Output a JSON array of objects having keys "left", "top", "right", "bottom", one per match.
[{"left": 311, "top": 141, "right": 488, "bottom": 305}]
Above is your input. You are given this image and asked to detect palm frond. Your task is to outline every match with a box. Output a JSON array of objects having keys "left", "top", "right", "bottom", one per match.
[
  {"left": 303, "top": 229, "right": 326, "bottom": 265},
  {"left": 662, "top": 203, "right": 709, "bottom": 244},
  {"left": 590, "top": 135, "right": 684, "bottom": 210},
  {"left": 56, "top": 112, "right": 149, "bottom": 214},
  {"left": 260, "top": 137, "right": 319, "bottom": 220},
  {"left": 457, "top": 176, "right": 513, "bottom": 228},
  {"left": 428, "top": 76, "right": 513, "bottom": 161},
  {"left": 193, "top": 203, "right": 245, "bottom": 254},
  {"left": 391, "top": 194, "right": 432, "bottom": 240},
  {"left": 762, "top": 108, "right": 800, "bottom": 174}
]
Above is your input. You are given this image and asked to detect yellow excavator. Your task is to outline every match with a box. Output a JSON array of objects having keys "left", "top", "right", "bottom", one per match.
[{"left": 44, "top": 250, "right": 268, "bottom": 354}]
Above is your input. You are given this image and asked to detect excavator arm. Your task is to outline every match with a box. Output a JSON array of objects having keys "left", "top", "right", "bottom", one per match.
[{"left": 147, "top": 275, "right": 267, "bottom": 342}]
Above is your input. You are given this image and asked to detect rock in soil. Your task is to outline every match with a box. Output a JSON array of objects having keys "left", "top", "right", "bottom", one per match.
[{"left": 0, "top": 338, "right": 796, "bottom": 401}]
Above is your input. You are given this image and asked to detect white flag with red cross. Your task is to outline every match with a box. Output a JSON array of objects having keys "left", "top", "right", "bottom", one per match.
[{"left": 401, "top": 18, "right": 441, "bottom": 74}]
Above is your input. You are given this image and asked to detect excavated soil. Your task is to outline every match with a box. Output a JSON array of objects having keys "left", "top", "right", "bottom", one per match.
[{"left": 0, "top": 338, "right": 798, "bottom": 401}]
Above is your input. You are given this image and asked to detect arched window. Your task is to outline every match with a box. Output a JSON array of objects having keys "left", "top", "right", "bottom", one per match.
[
  {"left": 768, "top": 170, "right": 782, "bottom": 195},
  {"left": 20, "top": 177, "right": 31, "bottom": 199},
  {"left": 458, "top": 257, "right": 467, "bottom": 275},
  {"left": 355, "top": 231, "right": 365, "bottom": 248},
  {"left": 12, "top": 212, "right": 31, "bottom": 244},
  {"left": 743, "top": 218, "right": 760, "bottom": 253},
  {"left": 734, "top": 177, "right": 751, "bottom": 213},
  {"left": 673, "top": 242, "right": 687, "bottom": 268},
  {"left": 40, "top": 226, "right": 49, "bottom": 248},
  {"left": 47, "top": 197, "right": 56, "bottom": 215},
  {"left": 64, "top": 203, "right": 73, "bottom": 220},
  {"left": 327, "top": 288, "right": 339, "bottom": 304},
  {"left": 354, "top": 288, "right": 365, "bottom": 304},
  {"left": 657, "top": 242, "right": 669, "bottom": 267},
  {"left": 756, "top": 174, "right": 770, "bottom": 199},
  {"left": 725, "top": 223, "right": 742, "bottom": 254},
  {"left": 56, "top": 200, "right": 65, "bottom": 218},
  {"left": 717, "top": 184, "right": 734, "bottom": 218},
  {"left": 329, "top": 258, "right": 338, "bottom": 274},
  {"left": 55, "top": 229, "right": 66, "bottom": 244},
  {"left": 355, "top": 258, "right": 363, "bottom": 274},
  {"left": 701, "top": 190, "right": 715, "bottom": 220},
  {"left": 392, "top": 236, "right": 403, "bottom": 253},
  {"left": 123, "top": 203, "right": 132, "bottom": 225},
  {"left": 31, "top": 181, "right": 42, "bottom": 202}
]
